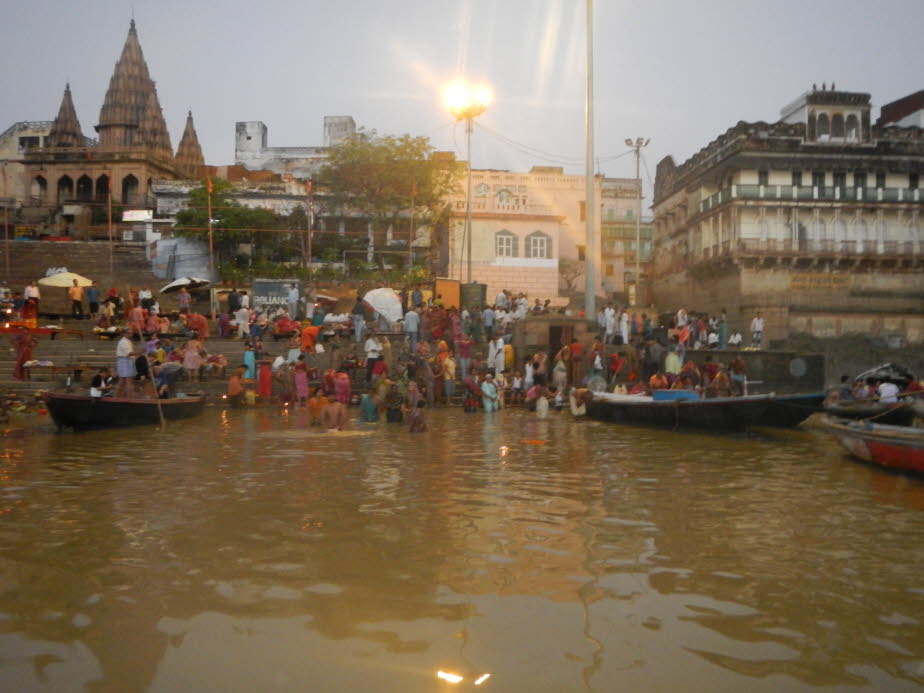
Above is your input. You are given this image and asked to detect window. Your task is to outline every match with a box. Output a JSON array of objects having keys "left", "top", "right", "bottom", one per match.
[
  {"left": 18, "top": 136, "right": 40, "bottom": 151},
  {"left": 525, "top": 231, "right": 551, "bottom": 259},
  {"left": 758, "top": 170, "right": 769, "bottom": 186},
  {"left": 817, "top": 113, "right": 830, "bottom": 138},
  {"left": 812, "top": 171, "right": 826, "bottom": 191},
  {"left": 911, "top": 173, "right": 920, "bottom": 190},
  {"left": 854, "top": 171, "right": 866, "bottom": 189},
  {"left": 578, "top": 201, "right": 586, "bottom": 221},
  {"left": 831, "top": 114, "right": 845, "bottom": 138},
  {"left": 475, "top": 183, "right": 489, "bottom": 197},
  {"left": 605, "top": 264, "right": 614, "bottom": 277},
  {"left": 876, "top": 172, "right": 886, "bottom": 189},
  {"left": 496, "top": 188, "right": 512, "bottom": 204},
  {"left": 846, "top": 114, "right": 859, "bottom": 140},
  {"left": 833, "top": 172, "right": 847, "bottom": 190},
  {"left": 792, "top": 170, "right": 802, "bottom": 187},
  {"left": 495, "top": 230, "right": 517, "bottom": 257}
]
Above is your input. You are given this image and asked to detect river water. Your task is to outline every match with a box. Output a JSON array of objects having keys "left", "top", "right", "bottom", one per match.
[{"left": 1, "top": 407, "right": 923, "bottom": 692}]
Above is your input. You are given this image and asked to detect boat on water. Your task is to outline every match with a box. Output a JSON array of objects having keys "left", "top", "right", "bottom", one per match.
[
  {"left": 823, "top": 399, "right": 915, "bottom": 427},
  {"left": 44, "top": 392, "right": 207, "bottom": 431},
  {"left": 821, "top": 417, "right": 924, "bottom": 475},
  {"left": 588, "top": 391, "right": 772, "bottom": 432},
  {"left": 758, "top": 392, "right": 827, "bottom": 428}
]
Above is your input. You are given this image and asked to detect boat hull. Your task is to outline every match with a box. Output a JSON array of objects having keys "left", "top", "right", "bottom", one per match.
[
  {"left": 44, "top": 392, "right": 207, "bottom": 430},
  {"left": 822, "top": 417, "right": 924, "bottom": 475},
  {"left": 757, "top": 392, "right": 827, "bottom": 428},
  {"left": 824, "top": 401, "right": 914, "bottom": 427},
  {"left": 588, "top": 394, "right": 771, "bottom": 432}
]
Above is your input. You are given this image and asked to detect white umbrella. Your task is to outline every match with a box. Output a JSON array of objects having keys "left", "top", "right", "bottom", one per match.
[
  {"left": 37, "top": 271, "right": 93, "bottom": 288},
  {"left": 160, "top": 277, "right": 211, "bottom": 294},
  {"left": 363, "top": 287, "right": 403, "bottom": 324}
]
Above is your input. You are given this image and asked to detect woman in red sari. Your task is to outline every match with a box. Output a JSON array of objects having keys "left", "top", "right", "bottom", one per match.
[
  {"left": 257, "top": 359, "right": 273, "bottom": 399},
  {"left": 11, "top": 328, "right": 39, "bottom": 381},
  {"left": 185, "top": 313, "right": 210, "bottom": 339}
]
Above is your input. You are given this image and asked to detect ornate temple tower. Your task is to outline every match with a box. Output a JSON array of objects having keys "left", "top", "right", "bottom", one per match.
[
  {"left": 46, "top": 84, "right": 84, "bottom": 148},
  {"left": 23, "top": 20, "right": 191, "bottom": 214},
  {"left": 175, "top": 111, "right": 205, "bottom": 179}
]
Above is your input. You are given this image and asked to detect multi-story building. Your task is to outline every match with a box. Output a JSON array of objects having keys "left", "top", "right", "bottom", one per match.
[
  {"left": 600, "top": 177, "right": 653, "bottom": 301},
  {"left": 234, "top": 117, "right": 356, "bottom": 179},
  {"left": 651, "top": 86, "right": 924, "bottom": 343},
  {"left": 443, "top": 166, "right": 645, "bottom": 302}
]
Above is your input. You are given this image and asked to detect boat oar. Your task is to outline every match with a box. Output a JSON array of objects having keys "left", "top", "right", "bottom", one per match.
[{"left": 134, "top": 320, "right": 166, "bottom": 430}]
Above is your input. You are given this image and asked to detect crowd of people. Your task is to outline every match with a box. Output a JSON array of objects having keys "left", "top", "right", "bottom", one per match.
[{"left": 8, "top": 275, "right": 803, "bottom": 425}]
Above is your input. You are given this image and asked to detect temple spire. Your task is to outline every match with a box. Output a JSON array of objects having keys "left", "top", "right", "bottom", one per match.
[
  {"left": 137, "top": 88, "right": 173, "bottom": 159},
  {"left": 47, "top": 83, "right": 84, "bottom": 147},
  {"left": 96, "top": 19, "right": 165, "bottom": 149},
  {"left": 175, "top": 110, "right": 205, "bottom": 178}
]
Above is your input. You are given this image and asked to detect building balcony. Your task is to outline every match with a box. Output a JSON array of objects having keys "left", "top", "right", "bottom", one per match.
[{"left": 699, "top": 184, "right": 922, "bottom": 213}]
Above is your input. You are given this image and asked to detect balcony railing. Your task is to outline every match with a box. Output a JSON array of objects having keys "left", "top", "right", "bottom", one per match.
[
  {"left": 703, "top": 238, "right": 921, "bottom": 258},
  {"left": 700, "top": 185, "right": 922, "bottom": 213}
]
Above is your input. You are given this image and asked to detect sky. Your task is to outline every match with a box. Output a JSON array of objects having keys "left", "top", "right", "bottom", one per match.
[{"left": 2, "top": 0, "right": 922, "bottom": 199}]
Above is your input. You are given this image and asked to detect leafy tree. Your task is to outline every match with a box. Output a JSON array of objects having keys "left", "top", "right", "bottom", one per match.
[
  {"left": 319, "top": 131, "right": 462, "bottom": 260},
  {"left": 173, "top": 179, "right": 282, "bottom": 267}
]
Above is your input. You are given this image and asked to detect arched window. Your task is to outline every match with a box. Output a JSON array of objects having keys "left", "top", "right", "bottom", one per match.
[
  {"left": 95, "top": 174, "right": 109, "bottom": 201},
  {"left": 817, "top": 113, "right": 830, "bottom": 138},
  {"left": 525, "top": 231, "right": 552, "bottom": 259},
  {"left": 845, "top": 114, "right": 859, "bottom": 140},
  {"left": 76, "top": 175, "right": 93, "bottom": 202},
  {"left": 57, "top": 175, "right": 73, "bottom": 202},
  {"left": 495, "top": 229, "right": 518, "bottom": 257},
  {"left": 831, "top": 114, "right": 845, "bottom": 138},
  {"left": 475, "top": 183, "right": 489, "bottom": 197},
  {"left": 496, "top": 188, "right": 512, "bottom": 204},
  {"left": 31, "top": 176, "right": 47, "bottom": 202},
  {"left": 122, "top": 174, "right": 139, "bottom": 204}
]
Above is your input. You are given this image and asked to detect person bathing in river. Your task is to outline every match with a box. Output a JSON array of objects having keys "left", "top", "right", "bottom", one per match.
[
  {"left": 307, "top": 387, "right": 328, "bottom": 425},
  {"left": 481, "top": 373, "right": 500, "bottom": 413},
  {"left": 407, "top": 400, "right": 427, "bottom": 432},
  {"left": 321, "top": 399, "right": 349, "bottom": 431}
]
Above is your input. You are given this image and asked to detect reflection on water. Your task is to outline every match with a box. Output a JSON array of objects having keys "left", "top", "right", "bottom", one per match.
[{"left": 1, "top": 408, "right": 923, "bottom": 692}]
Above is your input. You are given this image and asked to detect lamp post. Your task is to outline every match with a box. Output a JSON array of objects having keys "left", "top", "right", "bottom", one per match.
[
  {"left": 444, "top": 81, "right": 491, "bottom": 285},
  {"left": 625, "top": 137, "right": 649, "bottom": 306}
]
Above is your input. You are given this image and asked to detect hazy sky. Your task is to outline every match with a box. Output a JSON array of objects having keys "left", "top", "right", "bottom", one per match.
[{"left": 2, "top": 0, "right": 922, "bottom": 194}]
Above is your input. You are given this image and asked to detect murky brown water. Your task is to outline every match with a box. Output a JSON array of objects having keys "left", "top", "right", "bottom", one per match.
[{"left": 1, "top": 407, "right": 923, "bottom": 692}]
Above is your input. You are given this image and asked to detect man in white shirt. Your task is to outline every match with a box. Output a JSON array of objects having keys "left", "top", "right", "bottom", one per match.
[
  {"left": 495, "top": 290, "right": 509, "bottom": 310},
  {"left": 287, "top": 284, "right": 300, "bottom": 320},
  {"left": 240, "top": 291, "right": 250, "bottom": 309},
  {"left": 878, "top": 380, "right": 899, "bottom": 404},
  {"left": 115, "top": 328, "right": 136, "bottom": 397},
  {"left": 364, "top": 332, "right": 383, "bottom": 381},
  {"left": 234, "top": 306, "right": 250, "bottom": 339},
  {"left": 750, "top": 312, "right": 765, "bottom": 349},
  {"left": 403, "top": 308, "right": 420, "bottom": 352}
]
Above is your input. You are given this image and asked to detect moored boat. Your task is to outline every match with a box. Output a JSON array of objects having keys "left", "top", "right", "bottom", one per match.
[
  {"left": 588, "top": 392, "right": 771, "bottom": 432},
  {"left": 44, "top": 392, "right": 207, "bottom": 431},
  {"left": 821, "top": 417, "right": 924, "bottom": 475},
  {"left": 823, "top": 400, "right": 914, "bottom": 427},
  {"left": 757, "top": 392, "right": 827, "bottom": 428}
]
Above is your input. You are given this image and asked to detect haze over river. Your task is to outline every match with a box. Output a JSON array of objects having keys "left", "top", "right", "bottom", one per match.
[{"left": 1, "top": 407, "right": 923, "bottom": 692}]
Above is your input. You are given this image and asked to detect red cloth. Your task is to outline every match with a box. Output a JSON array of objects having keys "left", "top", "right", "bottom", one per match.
[
  {"left": 186, "top": 313, "right": 210, "bottom": 339},
  {"left": 257, "top": 363, "right": 273, "bottom": 397}
]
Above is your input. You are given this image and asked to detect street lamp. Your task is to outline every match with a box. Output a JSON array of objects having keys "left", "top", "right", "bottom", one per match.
[
  {"left": 625, "top": 137, "right": 649, "bottom": 306},
  {"left": 444, "top": 80, "right": 492, "bottom": 285}
]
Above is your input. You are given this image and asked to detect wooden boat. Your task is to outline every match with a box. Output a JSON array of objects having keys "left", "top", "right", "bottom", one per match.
[
  {"left": 588, "top": 392, "right": 771, "bottom": 431},
  {"left": 757, "top": 392, "right": 827, "bottom": 428},
  {"left": 823, "top": 399, "right": 914, "bottom": 427},
  {"left": 821, "top": 417, "right": 924, "bottom": 475},
  {"left": 44, "top": 391, "right": 207, "bottom": 431}
]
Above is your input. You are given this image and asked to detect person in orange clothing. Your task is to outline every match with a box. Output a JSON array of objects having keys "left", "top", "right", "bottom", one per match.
[
  {"left": 185, "top": 312, "right": 210, "bottom": 339},
  {"left": 648, "top": 371, "right": 669, "bottom": 390},
  {"left": 300, "top": 324, "right": 321, "bottom": 353},
  {"left": 307, "top": 387, "right": 328, "bottom": 426}
]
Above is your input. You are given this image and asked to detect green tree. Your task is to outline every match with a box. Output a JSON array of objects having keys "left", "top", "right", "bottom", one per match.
[
  {"left": 173, "top": 179, "right": 282, "bottom": 269},
  {"left": 319, "top": 131, "right": 462, "bottom": 264}
]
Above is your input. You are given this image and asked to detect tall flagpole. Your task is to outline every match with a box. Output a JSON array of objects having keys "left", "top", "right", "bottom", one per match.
[{"left": 583, "top": 0, "right": 597, "bottom": 318}]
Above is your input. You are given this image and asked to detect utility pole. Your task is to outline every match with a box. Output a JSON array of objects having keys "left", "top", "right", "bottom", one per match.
[
  {"left": 584, "top": 0, "right": 597, "bottom": 318},
  {"left": 305, "top": 180, "right": 313, "bottom": 276},
  {"left": 625, "top": 137, "right": 649, "bottom": 306},
  {"left": 409, "top": 181, "right": 416, "bottom": 269}
]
